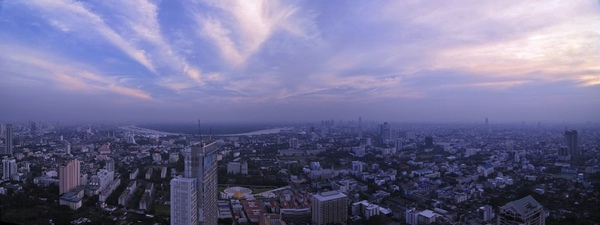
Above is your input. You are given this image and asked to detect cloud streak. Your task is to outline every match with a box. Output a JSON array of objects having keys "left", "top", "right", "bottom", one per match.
[
  {"left": 19, "top": 0, "right": 157, "bottom": 73},
  {"left": 0, "top": 43, "right": 152, "bottom": 100},
  {"left": 194, "top": 0, "right": 317, "bottom": 66}
]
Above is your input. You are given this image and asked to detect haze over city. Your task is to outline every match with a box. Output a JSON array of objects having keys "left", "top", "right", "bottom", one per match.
[{"left": 1, "top": 0, "right": 599, "bottom": 123}]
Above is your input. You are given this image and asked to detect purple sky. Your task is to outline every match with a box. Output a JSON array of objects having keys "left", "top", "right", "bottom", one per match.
[{"left": 0, "top": 0, "right": 599, "bottom": 123}]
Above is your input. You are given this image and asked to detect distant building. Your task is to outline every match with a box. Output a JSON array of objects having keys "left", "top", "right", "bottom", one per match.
[
  {"left": 289, "top": 138, "right": 299, "bottom": 149},
  {"left": 2, "top": 158, "right": 17, "bottom": 180},
  {"left": 498, "top": 195, "right": 545, "bottom": 225},
  {"left": 395, "top": 138, "right": 403, "bottom": 151},
  {"left": 145, "top": 168, "right": 153, "bottom": 180},
  {"left": 564, "top": 130, "right": 579, "bottom": 156},
  {"left": 311, "top": 191, "right": 348, "bottom": 225},
  {"left": 106, "top": 158, "right": 115, "bottom": 172},
  {"left": 380, "top": 122, "right": 391, "bottom": 141},
  {"left": 477, "top": 164, "right": 494, "bottom": 177},
  {"left": 352, "top": 200, "right": 380, "bottom": 220},
  {"left": 352, "top": 146, "right": 365, "bottom": 157},
  {"left": 352, "top": 161, "right": 364, "bottom": 174},
  {"left": 405, "top": 208, "right": 441, "bottom": 225},
  {"left": 227, "top": 162, "right": 248, "bottom": 175},
  {"left": 479, "top": 205, "right": 494, "bottom": 221},
  {"left": 59, "top": 159, "right": 81, "bottom": 195},
  {"left": 4, "top": 124, "right": 13, "bottom": 156},
  {"left": 98, "top": 144, "right": 111, "bottom": 154}
]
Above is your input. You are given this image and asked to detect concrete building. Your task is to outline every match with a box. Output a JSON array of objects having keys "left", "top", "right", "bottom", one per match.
[
  {"left": 479, "top": 205, "right": 494, "bottom": 221},
  {"left": 4, "top": 124, "right": 12, "bottom": 156},
  {"left": 171, "top": 142, "right": 220, "bottom": 225},
  {"left": 498, "top": 195, "right": 545, "bottom": 225},
  {"left": 227, "top": 162, "right": 248, "bottom": 175},
  {"left": 352, "top": 200, "right": 380, "bottom": 220},
  {"left": 106, "top": 158, "right": 115, "bottom": 172},
  {"left": 311, "top": 191, "right": 348, "bottom": 225},
  {"left": 564, "top": 130, "right": 579, "bottom": 156},
  {"left": 171, "top": 177, "right": 198, "bottom": 225},
  {"left": 289, "top": 138, "right": 299, "bottom": 149},
  {"left": 139, "top": 183, "right": 154, "bottom": 210},
  {"left": 2, "top": 158, "right": 17, "bottom": 180},
  {"left": 59, "top": 159, "right": 80, "bottom": 195},
  {"left": 59, "top": 186, "right": 85, "bottom": 210}
]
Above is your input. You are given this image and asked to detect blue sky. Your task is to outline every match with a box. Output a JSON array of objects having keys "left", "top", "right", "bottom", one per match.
[{"left": 0, "top": 0, "right": 599, "bottom": 123}]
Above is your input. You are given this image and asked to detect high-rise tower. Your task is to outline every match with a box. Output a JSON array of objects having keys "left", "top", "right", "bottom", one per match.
[
  {"left": 564, "top": 130, "right": 579, "bottom": 156},
  {"left": 358, "top": 116, "right": 363, "bottom": 139},
  {"left": 312, "top": 191, "right": 348, "bottom": 225},
  {"left": 171, "top": 142, "right": 219, "bottom": 225},
  {"left": 59, "top": 159, "right": 81, "bottom": 195},
  {"left": 5, "top": 124, "right": 13, "bottom": 156},
  {"left": 2, "top": 158, "right": 17, "bottom": 180}
]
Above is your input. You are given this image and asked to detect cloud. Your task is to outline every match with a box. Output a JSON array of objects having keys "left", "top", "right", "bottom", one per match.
[
  {"left": 0, "top": 43, "right": 153, "bottom": 100},
  {"left": 398, "top": 1, "right": 598, "bottom": 83},
  {"left": 19, "top": 0, "right": 157, "bottom": 73},
  {"left": 193, "top": 0, "right": 318, "bottom": 66},
  {"left": 99, "top": 0, "right": 206, "bottom": 84}
]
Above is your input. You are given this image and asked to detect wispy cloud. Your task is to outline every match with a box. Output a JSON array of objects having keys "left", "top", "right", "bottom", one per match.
[
  {"left": 193, "top": 0, "right": 318, "bottom": 66},
  {"left": 0, "top": 43, "right": 153, "bottom": 100},
  {"left": 99, "top": 0, "right": 205, "bottom": 84},
  {"left": 19, "top": 0, "right": 157, "bottom": 73}
]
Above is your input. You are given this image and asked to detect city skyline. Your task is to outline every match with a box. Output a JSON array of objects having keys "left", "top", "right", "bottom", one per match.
[{"left": 1, "top": 0, "right": 599, "bottom": 123}]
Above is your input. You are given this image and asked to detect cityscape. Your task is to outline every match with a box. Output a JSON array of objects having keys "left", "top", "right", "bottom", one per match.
[
  {"left": 1, "top": 0, "right": 600, "bottom": 225},
  {"left": 0, "top": 120, "right": 599, "bottom": 224}
]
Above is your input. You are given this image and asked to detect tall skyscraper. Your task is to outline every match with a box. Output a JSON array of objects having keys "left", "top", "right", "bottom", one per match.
[
  {"left": 171, "top": 178, "right": 198, "bottom": 225},
  {"left": 30, "top": 121, "right": 37, "bottom": 135},
  {"left": 4, "top": 124, "right": 13, "bottom": 156},
  {"left": 498, "top": 195, "right": 545, "bottom": 225},
  {"left": 564, "top": 130, "right": 579, "bottom": 156},
  {"left": 171, "top": 142, "right": 219, "bottom": 225},
  {"left": 59, "top": 159, "right": 81, "bottom": 195},
  {"left": 395, "top": 138, "right": 403, "bottom": 151},
  {"left": 2, "top": 158, "right": 17, "bottom": 180},
  {"left": 380, "top": 122, "right": 391, "bottom": 141},
  {"left": 311, "top": 191, "right": 348, "bottom": 225},
  {"left": 358, "top": 116, "right": 363, "bottom": 139}
]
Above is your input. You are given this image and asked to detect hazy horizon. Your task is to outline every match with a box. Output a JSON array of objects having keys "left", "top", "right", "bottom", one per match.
[{"left": 1, "top": 1, "right": 599, "bottom": 123}]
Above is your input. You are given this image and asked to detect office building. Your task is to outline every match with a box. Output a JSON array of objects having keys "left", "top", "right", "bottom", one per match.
[
  {"left": 479, "top": 205, "right": 493, "bottom": 221},
  {"left": 2, "top": 158, "right": 17, "bottom": 180},
  {"left": 106, "top": 158, "right": 115, "bottom": 172},
  {"left": 311, "top": 191, "right": 348, "bottom": 225},
  {"left": 289, "top": 138, "right": 299, "bottom": 149},
  {"left": 564, "top": 130, "right": 579, "bottom": 156},
  {"left": 171, "top": 142, "right": 219, "bottom": 225},
  {"left": 59, "top": 159, "right": 81, "bottom": 195},
  {"left": 395, "top": 138, "right": 403, "bottom": 151},
  {"left": 4, "top": 124, "right": 13, "bottom": 156},
  {"left": 498, "top": 195, "right": 545, "bottom": 225}
]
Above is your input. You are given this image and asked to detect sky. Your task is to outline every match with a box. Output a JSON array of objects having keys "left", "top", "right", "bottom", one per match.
[{"left": 0, "top": 0, "right": 599, "bottom": 123}]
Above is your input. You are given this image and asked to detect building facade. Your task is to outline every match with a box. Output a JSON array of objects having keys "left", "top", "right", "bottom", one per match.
[
  {"left": 172, "top": 142, "right": 219, "bottom": 225},
  {"left": 2, "top": 158, "right": 17, "bottom": 180},
  {"left": 564, "top": 130, "right": 579, "bottom": 156},
  {"left": 4, "top": 124, "right": 13, "bottom": 156},
  {"left": 311, "top": 191, "right": 348, "bottom": 225},
  {"left": 171, "top": 178, "right": 198, "bottom": 225},
  {"left": 59, "top": 159, "right": 81, "bottom": 195},
  {"left": 498, "top": 195, "right": 545, "bottom": 225}
]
